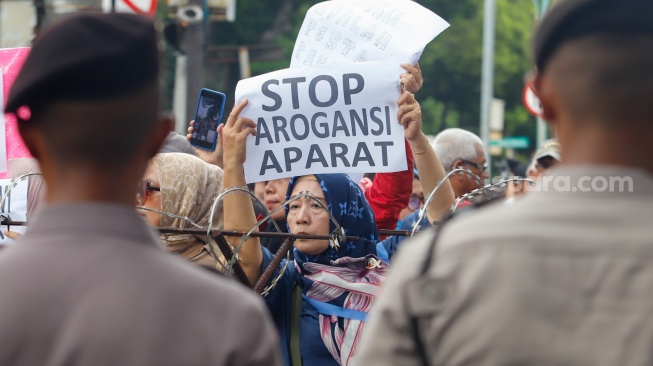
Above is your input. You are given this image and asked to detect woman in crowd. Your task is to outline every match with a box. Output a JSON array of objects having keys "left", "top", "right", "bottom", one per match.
[
  {"left": 222, "top": 111, "right": 385, "bottom": 364},
  {"left": 188, "top": 64, "right": 426, "bottom": 248},
  {"left": 3, "top": 158, "right": 47, "bottom": 241},
  {"left": 220, "top": 88, "right": 453, "bottom": 364},
  {"left": 138, "top": 152, "right": 225, "bottom": 272}
]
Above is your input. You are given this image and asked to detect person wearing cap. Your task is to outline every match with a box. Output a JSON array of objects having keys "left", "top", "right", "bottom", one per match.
[
  {"left": 529, "top": 138, "right": 561, "bottom": 177},
  {"left": 358, "top": 0, "right": 653, "bottom": 364},
  {"left": 0, "top": 13, "right": 280, "bottom": 366},
  {"left": 505, "top": 138, "right": 562, "bottom": 200}
]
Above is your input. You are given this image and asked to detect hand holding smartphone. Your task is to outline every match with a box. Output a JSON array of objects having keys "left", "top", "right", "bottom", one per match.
[{"left": 189, "top": 88, "right": 226, "bottom": 151}]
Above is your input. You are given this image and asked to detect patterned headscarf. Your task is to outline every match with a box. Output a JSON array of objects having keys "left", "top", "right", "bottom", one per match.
[
  {"left": 286, "top": 173, "right": 388, "bottom": 365},
  {"left": 151, "top": 153, "right": 224, "bottom": 267}
]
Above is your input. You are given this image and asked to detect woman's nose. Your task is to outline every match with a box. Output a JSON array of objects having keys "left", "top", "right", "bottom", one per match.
[{"left": 295, "top": 205, "right": 310, "bottom": 224}]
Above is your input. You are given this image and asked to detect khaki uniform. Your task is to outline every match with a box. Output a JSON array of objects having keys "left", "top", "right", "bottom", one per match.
[
  {"left": 0, "top": 203, "right": 281, "bottom": 366},
  {"left": 359, "top": 166, "right": 653, "bottom": 366}
]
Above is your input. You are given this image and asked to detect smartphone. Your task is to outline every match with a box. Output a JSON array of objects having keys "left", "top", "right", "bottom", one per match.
[{"left": 190, "top": 88, "right": 227, "bottom": 151}]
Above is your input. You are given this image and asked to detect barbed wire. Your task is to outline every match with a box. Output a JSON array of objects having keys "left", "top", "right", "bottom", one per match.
[
  {"left": 451, "top": 177, "right": 535, "bottom": 214},
  {"left": 211, "top": 188, "right": 348, "bottom": 296},
  {"left": 137, "top": 205, "right": 228, "bottom": 272},
  {"left": 411, "top": 168, "right": 484, "bottom": 237},
  {"left": 3, "top": 173, "right": 536, "bottom": 295},
  {"left": 410, "top": 173, "right": 537, "bottom": 236}
]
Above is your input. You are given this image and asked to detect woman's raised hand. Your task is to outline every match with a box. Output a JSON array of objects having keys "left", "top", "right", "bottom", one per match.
[
  {"left": 221, "top": 99, "right": 257, "bottom": 169},
  {"left": 397, "top": 91, "right": 423, "bottom": 144},
  {"left": 400, "top": 63, "right": 423, "bottom": 94}
]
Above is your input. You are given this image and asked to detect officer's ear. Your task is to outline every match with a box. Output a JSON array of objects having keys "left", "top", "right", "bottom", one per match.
[
  {"left": 17, "top": 117, "right": 44, "bottom": 160},
  {"left": 533, "top": 72, "right": 557, "bottom": 122}
]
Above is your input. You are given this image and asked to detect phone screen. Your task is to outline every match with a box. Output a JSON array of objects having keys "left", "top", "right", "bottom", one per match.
[{"left": 190, "top": 89, "right": 226, "bottom": 151}]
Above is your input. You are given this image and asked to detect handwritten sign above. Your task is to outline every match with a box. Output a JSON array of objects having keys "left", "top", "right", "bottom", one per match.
[{"left": 290, "top": 0, "right": 449, "bottom": 67}]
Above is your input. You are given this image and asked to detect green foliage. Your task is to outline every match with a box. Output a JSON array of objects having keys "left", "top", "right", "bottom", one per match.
[
  {"left": 250, "top": 1, "right": 317, "bottom": 75},
  {"left": 210, "top": 0, "right": 287, "bottom": 45},
  {"left": 415, "top": 0, "right": 536, "bottom": 146}
]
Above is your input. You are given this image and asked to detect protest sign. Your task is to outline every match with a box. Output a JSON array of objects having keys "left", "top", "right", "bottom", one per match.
[
  {"left": 0, "top": 178, "right": 27, "bottom": 245},
  {"left": 235, "top": 61, "right": 406, "bottom": 183},
  {"left": 290, "top": 0, "right": 449, "bottom": 68},
  {"left": 0, "top": 47, "right": 32, "bottom": 178}
]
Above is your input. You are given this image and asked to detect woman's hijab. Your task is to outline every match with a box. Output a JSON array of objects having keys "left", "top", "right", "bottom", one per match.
[
  {"left": 286, "top": 173, "right": 388, "bottom": 365},
  {"left": 152, "top": 153, "right": 224, "bottom": 270}
]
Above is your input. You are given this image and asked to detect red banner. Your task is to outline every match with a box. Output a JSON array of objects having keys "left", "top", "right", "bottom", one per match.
[{"left": 0, "top": 47, "right": 31, "bottom": 178}]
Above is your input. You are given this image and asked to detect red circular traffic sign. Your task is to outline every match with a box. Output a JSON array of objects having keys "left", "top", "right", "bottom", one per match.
[
  {"left": 122, "top": 0, "right": 157, "bottom": 15},
  {"left": 522, "top": 79, "right": 543, "bottom": 118}
]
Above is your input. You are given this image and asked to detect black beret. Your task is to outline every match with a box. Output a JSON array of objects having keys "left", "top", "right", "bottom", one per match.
[
  {"left": 533, "top": 0, "right": 653, "bottom": 71},
  {"left": 5, "top": 12, "right": 159, "bottom": 115}
]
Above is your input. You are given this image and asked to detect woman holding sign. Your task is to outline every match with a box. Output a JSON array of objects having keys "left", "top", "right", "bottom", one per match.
[{"left": 221, "top": 90, "right": 453, "bottom": 366}]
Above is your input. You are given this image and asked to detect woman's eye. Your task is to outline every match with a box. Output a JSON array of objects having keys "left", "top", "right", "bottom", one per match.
[
  {"left": 311, "top": 203, "right": 322, "bottom": 209},
  {"left": 290, "top": 204, "right": 299, "bottom": 210}
]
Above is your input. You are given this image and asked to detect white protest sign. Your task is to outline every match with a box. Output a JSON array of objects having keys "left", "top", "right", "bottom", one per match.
[
  {"left": 0, "top": 178, "right": 28, "bottom": 245},
  {"left": 290, "top": 0, "right": 449, "bottom": 67},
  {"left": 236, "top": 61, "right": 406, "bottom": 183}
]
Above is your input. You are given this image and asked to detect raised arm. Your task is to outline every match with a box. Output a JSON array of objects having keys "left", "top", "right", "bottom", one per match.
[
  {"left": 397, "top": 91, "right": 455, "bottom": 223},
  {"left": 363, "top": 63, "right": 424, "bottom": 234},
  {"left": 221, "top": 100, "right": 263, "bottom": 284}
]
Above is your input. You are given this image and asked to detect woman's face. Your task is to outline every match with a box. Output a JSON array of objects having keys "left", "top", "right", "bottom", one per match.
[
  {"left": 138, "top": 163, "right": 162, "bottom": 227},
  {"left": 265, "top": 178, "right": 291, "bottom": 222},
  {"left": 287, "top": 178, "right": 331, "bottom": 255}
]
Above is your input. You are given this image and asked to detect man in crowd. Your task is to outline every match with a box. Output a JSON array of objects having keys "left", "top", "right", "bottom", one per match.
[
  {"left": 388, "top": 127, "right": 488, "bottom": 242},
  {"left": 0, "top": 13, "right": 280, "bottom": 366},
  {"left": 431, "top": 127, "right": 489, "bottom": 199},
  {"left": 360, "top": 0, "right": 653, "bottom": 364}
]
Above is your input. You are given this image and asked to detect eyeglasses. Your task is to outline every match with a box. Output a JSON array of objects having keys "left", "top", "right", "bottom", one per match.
[
  {"left": 459, "top": 159, "right": 488, "bottom": 173},
  {"left": 137, "top": 180, "right": 160, "bottom": 206},
  {"left": 407, "top": 194, "right": 424, "bottom": 211}
]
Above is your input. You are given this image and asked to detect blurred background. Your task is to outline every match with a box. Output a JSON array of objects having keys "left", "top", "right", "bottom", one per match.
[{"left": 0, "top": 0, "right": 555, "bottom": 173}]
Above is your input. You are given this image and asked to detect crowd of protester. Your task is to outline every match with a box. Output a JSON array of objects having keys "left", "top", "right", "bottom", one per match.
[{"left": 1, "top": 0, "right": 652, "bottom": 365}]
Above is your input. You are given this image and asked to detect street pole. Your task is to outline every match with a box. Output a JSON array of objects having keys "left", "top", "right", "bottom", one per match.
[
  {"left": 184, "top": 0, "right": 205, "bottom": 128},
  {"left": 480, "top": 0, "right": 496, "bottom": 177},
  {"left": 173, "top": 55, "right": 188, "bottom": 134},
  {"left": 534, "top": 0, "right": 554, "bottom": 148}
]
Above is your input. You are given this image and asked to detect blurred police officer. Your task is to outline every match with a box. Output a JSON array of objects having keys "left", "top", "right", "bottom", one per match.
[
  {"left": 0, "top": 13, "right": 280, "bottom": 366},
  {"left": 359, "top": 0, "right": 653, "bottom": 364}
]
